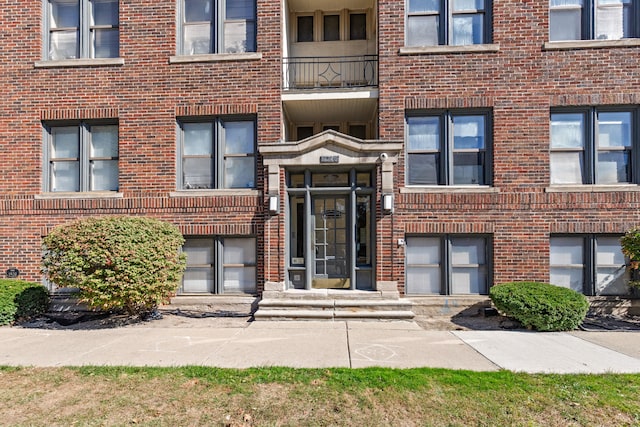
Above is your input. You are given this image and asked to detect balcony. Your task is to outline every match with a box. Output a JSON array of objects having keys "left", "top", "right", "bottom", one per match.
[{"left": 283, "top": 55, "right": 378, "bottom": 90}]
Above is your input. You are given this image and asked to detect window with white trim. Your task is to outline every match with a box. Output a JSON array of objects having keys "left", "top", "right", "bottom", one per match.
[
  {"left": 181, "top": 236, "right": 256, "bottom": 294},
  {"left": 178, "top": 118, "right": 256, "bottom": 190},
  {"left": 406, "top": 0, "right": 492, "bottom": 46},
  {"left": 179, "top": 0, "right": 256, "bottom": 55},
  {"left": 550, "top": 235, "right": 628, "bottom": 295},
  {"left": 550, "top": 0, "right": 637, "bottom": 41},
  {"left": 406, "top": 235, "right": 490, "bottom": 295},
  {"left": 44, "top": 122, "right": 119, "bottom": 192},
  {"left": 45, "top": 0, "right": 119, "bottom": 60},
  {"left": 406, "top": 111, "right": 491, "bottom": 186},
  {"left": 550, "top": 108, "right": 636, "bottom": 185}
]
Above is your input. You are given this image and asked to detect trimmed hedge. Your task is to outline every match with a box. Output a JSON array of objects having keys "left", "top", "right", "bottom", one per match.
[
  {"left": 0, "top": 279, "right": 50, "bottom": 325},
  {"left": 490, "top": 282, "right": 589, "bottom": 332},
  {"left": 42, "top": 216, "right": 186, "bottom": 316}
]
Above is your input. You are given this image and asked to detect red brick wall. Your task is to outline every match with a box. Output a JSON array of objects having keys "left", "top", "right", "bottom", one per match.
[
  {"left": 378, "top": 0, "right": 640, "bottom": 291},
  {"left": 2, "top": 0, "right": 640, "bottom": 294},
  {"left": 0, "top": 0, "right": 281, "bottom": 287}
]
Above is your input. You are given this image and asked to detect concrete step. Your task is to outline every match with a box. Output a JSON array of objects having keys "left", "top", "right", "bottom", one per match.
[
  {"left": 255, "top": 296, "right": 415, "bottom": 321},
  {"left": 261, "top": 289, "right": 395, "bottom": 300},
  {"left": 254, "top": 308, "right": 414, "bottom": 321},
  {"left": 258, "top": 298, "right": 412, "bottom": 311}
]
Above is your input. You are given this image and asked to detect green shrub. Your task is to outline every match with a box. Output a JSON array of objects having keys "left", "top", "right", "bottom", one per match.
[
  {"left": 0, "top": 279, "right": 49, "bottom": 325},
  {"left": 621, "top": 227, "right": 640, "bottom": 288},
  {"left": 490, "top": 282, "right": 589, "bottom": 332},
  {"left": 42, "top": 216, "right": 186, "bottom": 316}
]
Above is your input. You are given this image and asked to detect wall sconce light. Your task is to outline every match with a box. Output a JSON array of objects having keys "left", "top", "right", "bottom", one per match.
[
  {"left": 269, "top": 194, "right": 279, "bottom": 214},
  {"left": 383, "top": 193, "right": 394, "bottom": 213}
]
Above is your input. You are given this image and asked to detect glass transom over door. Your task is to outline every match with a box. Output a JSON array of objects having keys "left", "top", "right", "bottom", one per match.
[{"left": 313, "top": 196, "right": 349, "bottom": 289}]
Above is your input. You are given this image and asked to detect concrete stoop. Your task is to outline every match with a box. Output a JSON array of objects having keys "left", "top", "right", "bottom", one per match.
[
  {"left": 254, "top": 286, "right": 415, "bottom": 321},
  {"left": 166, "top": 295, "right": 259, "bottom": 317}
]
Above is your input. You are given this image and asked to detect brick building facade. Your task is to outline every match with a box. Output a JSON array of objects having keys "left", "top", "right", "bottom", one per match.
[{"left": 1, "top": 0, "right": 638, "bottom": 310}]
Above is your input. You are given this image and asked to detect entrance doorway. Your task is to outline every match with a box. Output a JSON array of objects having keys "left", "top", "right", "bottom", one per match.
[
  {"left": 287, "top": 169, "right": 374, "bottom": 290},
  {"left": 313, "top": 196, "right": 349, "bottom": 288}
]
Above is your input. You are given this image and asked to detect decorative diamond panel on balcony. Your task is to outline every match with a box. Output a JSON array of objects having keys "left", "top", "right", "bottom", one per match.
[{"left": 283, "top": 55, "right": 378, "bottom": 89}]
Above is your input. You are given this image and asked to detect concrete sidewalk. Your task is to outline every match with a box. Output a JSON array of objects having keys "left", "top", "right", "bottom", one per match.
[{"left": 1, "top": 320, "right": 640, "bottom": 373}]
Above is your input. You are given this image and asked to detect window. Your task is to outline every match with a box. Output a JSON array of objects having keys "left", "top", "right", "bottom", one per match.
[
  {"left": 406, "top": 0, "right": 491, "bottom": 46},
  {"left": 296, "top": 11, "right": 368, "bottom": 42},
  {"left": 550, "top": 108, "right": 636, "bottom": 185},
  {"left": 350, "top": 13, "right": 367, "bottom": 40},
  {"left": 406, "top": 111, "right": 491, "bottom": 185},
  {"left": 296, "top": 126, "right": 314, "bottom": 141},
  {"left": 297, "top": 15, "right": 314, "bottom": 42},
  {"left": 178, "top": 118, "right": 255, "bottom": 190},
  {"left": 550, "top": 0, "right": 637, "bottom": 41},
  {"left": 44, "top": 122, "right": 118, "bottom": 192},
  {"left": 45, "top": 0, "right": 119, "bottom": 60},
  {"left": 550, "top": 235, "right": 628, "bottom": 295},
  {"left": 180, "top": 0, "right": 256, "bottom": 55},
  {"left": 181, "top": 237, "right": 256, "bottom": 294},
  {"left": 406, "top": 235, "right": 490, "bottom": 295},
  {"left": 323, "top": 14, "right": 340, "bottom": 41}
]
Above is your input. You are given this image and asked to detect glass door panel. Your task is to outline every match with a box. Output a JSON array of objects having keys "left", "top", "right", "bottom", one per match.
[{"left": 312, "top": 196, "right": 350, "bottom": 289}]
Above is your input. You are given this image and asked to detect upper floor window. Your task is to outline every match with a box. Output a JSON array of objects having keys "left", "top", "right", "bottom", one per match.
[
  {"left": 550, "top": 235, "right": 628, "bottom": 295},
  {"left": 178, "top": 117, "right": 255, "bottom": 190},
  {"left": 44, "top": 122, "right": 119, "bottom": 192},
  {"left": 406, "top": 0, "right": 491, "bottom": 46},
  {"left": 550, "top": 0, "right": 637, "bottom": 41},
  {"left": 179, "top": 0, "right": 256, "bottom": 55},
  {"left": 45, "top": 0, "right": 119, "bottom": 60},
  {"left": 296, "top": 11, "right": 368, "bottom": 42},
  {"left": 550, "top": 108, "right": 636, "bottom": 185},
  {"left": 406, "top": 111, "right": 491, "bottom": 186}
]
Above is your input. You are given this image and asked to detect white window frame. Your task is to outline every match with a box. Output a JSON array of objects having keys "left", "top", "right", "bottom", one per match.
[
  {"left": 178, "top": 0, "right": 257, "bottom": 55},
  {"left": 178, "top": 117, "right": 256, "bottom": 190},
  {"left": 405, "top": 235, "right": 491, "bottom": 295},
  {"left": 43, "top": 121, "right": 119, "bottom": 193},
  {"left": 181, "top": 236, "right": 257, "bottom": 294},
  {"left": 550, "top": 235, "right": 629, "bottom": 295},
  {"left": 405, "top": 0, "right": 492, "bottom": 47},
  {"left": 44, "top": 0, "right": 120, "bottom": 60}
]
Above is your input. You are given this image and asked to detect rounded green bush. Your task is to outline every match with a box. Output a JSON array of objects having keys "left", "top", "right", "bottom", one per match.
[
  {"left": 42, "top": 216, "right": 186, "bottom": 316},
  {"left": 489, "top": 282, "right": 589, "bottom": 332},
  {"left": 621, "top": 227, "right": 640, "bottom": 287},
  {"left": 0, "top": 279, "right": 49, "bottom": 325}
]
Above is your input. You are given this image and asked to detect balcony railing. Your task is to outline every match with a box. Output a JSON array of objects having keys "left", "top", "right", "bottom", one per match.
[{"left": 283, "top": 55, "right": 378, "bottom": 90}]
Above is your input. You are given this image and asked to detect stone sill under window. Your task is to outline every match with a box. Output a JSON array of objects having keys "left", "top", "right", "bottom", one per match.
[
  {"left": 169, "top": 52, "right": 262, "bottom": 64},
  {"left": 170, "top": 189, "right": 260, "bottom": 197},
  {"left": 545, "top": 184, "right": 640, "bottom": 193},
  {"left": 400, "top": 186, "right": 499, "bottom": 194},
  {"left": 34, "top": 58, "right": 125, "bottom": 68},
  {"left": 543, "top": 39, "right": 640, "bottom": 51},
  {"left": 35, "top": 192, "right": 124, "bottom": 200},
  {"left": 399, "top": 44, "right": 500, "bottom": 55}
]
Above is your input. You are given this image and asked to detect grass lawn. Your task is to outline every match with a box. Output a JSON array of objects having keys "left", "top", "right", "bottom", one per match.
[{"left": 1, "top": 366, "right": 639, "bottom": 426}]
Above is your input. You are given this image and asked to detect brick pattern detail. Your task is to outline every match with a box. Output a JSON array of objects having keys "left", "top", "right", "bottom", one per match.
[
  {"left": 405, "top": 97, "right": 494, "bottom": 110},
  {"left": 175, "top": 104, "right": 258, "bottom": 117},
  {"left": 40, "top": 108, "right": 119, "bottom": 121},
  {"left": 551, "top": 93, "right": 640, "bottom": 106}
]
